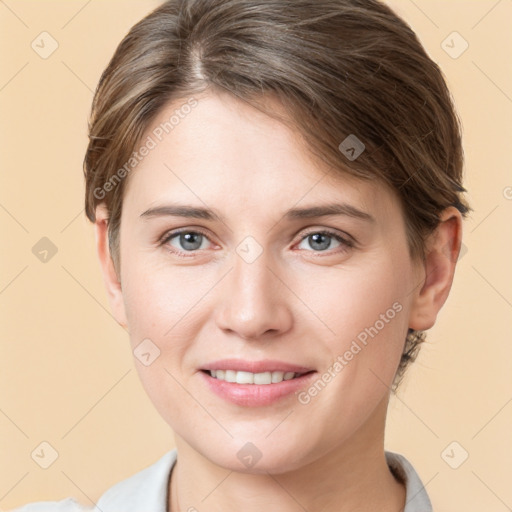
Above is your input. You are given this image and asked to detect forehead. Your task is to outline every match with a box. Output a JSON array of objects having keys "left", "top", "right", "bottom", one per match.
[{"left": 122, "top": 90, "right": 398, "bottom": 219}]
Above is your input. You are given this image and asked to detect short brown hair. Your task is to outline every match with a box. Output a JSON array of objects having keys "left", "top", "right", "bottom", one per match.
[{"left": 83, "top": 0, "right": 469, "bottom": 387}]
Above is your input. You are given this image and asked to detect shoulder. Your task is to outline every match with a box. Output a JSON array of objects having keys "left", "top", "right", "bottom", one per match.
[
  {"left": 9, "top": 449, "right": 177, "bottom": 512},
  {"left": 385, "top": 451, "right": 433, "bottom": 512},
  {"left": 96, "top": 449, "right": 177, "bottom": 510}
]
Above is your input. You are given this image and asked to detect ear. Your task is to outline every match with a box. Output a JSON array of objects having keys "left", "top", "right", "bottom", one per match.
[
  {"left": 94, "top": 204, "right": 128, "bottom": 330},
  {"left": 408, "top": 206, "right": 463, "bottom": 331}
]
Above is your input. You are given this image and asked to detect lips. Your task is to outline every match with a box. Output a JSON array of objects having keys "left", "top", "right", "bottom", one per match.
[{"left": 199, "top": 358, "right": 317, "bottom": 406}]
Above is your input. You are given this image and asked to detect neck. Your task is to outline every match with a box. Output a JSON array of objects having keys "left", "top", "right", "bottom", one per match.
[{"left": 168, "top": 401, "right": 405, "bottom": 512}]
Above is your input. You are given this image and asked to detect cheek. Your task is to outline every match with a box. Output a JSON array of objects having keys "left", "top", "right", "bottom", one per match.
[
  {"left": 119, "top": 260, "right": 209, "bottom": 420},
  {"left": 121, "top": 253, "right": 202, "bottom": 332},
  {"left": 296, "top": 251, "right": 413, "bottom": 382},
  {"left": 310, "top": 254, "right": 410, "bottom": 333},
  {"left": 120, "top": 257, "right": 218, "bottom": 372}
]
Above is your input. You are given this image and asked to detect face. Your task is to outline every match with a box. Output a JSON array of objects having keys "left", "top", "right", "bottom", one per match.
[{"left": 104, "top": 89, "right": 427, "bottom": 473}]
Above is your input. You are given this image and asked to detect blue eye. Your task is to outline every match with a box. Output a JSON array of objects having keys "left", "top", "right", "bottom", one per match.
[
  {"left": 159, "top": 228, "right": 353, "bottom": 258},
  {"left": 297, "top": 231, "right": 350, "bottom": 252},
  {"left": 162, "top": 231, "right": 212, "bottom": 253}
]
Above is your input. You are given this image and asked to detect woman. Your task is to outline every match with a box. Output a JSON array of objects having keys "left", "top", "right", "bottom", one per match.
[{"left": 14, "top": 0, "right": 469, "bottom": 510}]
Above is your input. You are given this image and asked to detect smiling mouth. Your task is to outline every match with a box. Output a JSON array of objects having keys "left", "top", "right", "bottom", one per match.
[{"left": 201, "top": 369, "right": 314, "bottom": 385}]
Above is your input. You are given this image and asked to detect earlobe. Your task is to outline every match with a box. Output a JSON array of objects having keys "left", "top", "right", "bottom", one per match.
[
  {"left": 408, "top": 207, "right": 463, "bottom": 331},
  {"left": 94, "top": 204, "right": 128, "bottom": 330}
]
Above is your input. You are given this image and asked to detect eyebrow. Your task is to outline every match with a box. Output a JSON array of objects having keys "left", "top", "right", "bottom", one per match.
[{"left": 139, "top": 203, "right": 374, "bottom": 223}]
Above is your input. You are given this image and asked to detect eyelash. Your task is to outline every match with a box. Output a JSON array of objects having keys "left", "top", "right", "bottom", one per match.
[{"left": 158, "top": 228, "right": 355, "bottom": 259}]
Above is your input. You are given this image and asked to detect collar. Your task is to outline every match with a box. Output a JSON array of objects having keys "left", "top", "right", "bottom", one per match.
[
  {"left": 386, "top": 452, "right": 433, "bottom": 511},
  {"left": 96, "top": 449, "right": 432, "bottom": 512}
]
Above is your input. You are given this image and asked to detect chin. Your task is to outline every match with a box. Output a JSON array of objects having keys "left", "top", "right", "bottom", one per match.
[
  {"left": 217, "top": 450, "right": 307, "bottom": 475},
  {"left": 192, "top": 434, "right": 318, "bottom": 475}
]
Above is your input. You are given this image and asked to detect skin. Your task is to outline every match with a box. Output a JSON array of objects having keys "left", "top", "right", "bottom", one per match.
[{"left": 94, "top": 88, "right": 463, "bottom": 512}]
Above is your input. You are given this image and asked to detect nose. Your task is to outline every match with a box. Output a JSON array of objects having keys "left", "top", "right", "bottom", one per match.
[{"left": 214, "top": 250, "right": 293, "bottom": 341}]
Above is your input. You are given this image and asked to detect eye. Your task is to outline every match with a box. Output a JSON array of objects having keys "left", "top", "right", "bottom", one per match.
[
  {"left": 158, "top": 227, "right": 354, "bottom": 258},
  {"left": 296, "top": 230, "right": 353, "bottom": 253},
  {"left": 160, "top": 229, "right": 213, "bottom": 255}
]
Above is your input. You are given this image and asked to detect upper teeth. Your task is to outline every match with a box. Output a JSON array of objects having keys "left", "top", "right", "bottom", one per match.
[{"left": 209, "top": 370, "right": 299, "bottom": 384}]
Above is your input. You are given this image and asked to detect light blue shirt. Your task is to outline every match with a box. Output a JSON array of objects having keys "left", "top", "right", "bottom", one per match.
[{"left": 11, "top": 449, "right": 432, "bottom": 511}]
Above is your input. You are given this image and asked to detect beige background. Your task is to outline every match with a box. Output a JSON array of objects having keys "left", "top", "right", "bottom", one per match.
[{"left": 1, "top": 1, "right": 511, "bottom": 510}]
